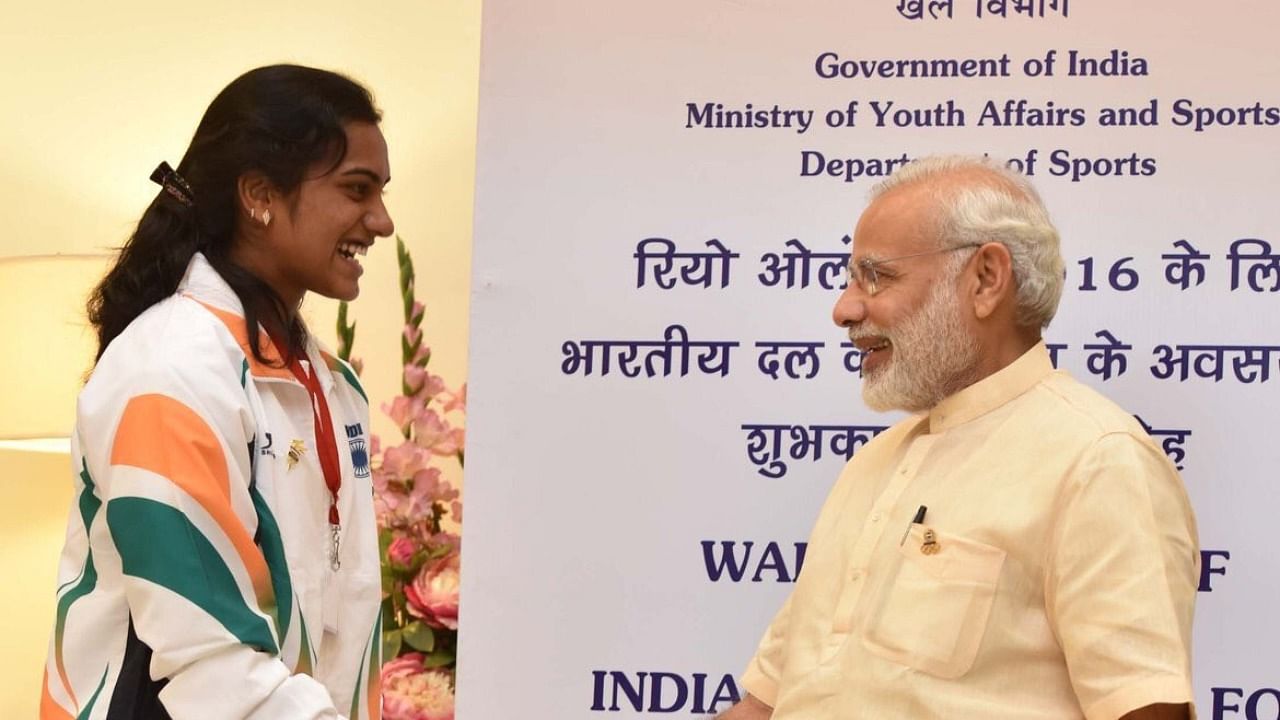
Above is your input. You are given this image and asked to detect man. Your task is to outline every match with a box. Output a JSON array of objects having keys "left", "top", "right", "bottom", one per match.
[{"left": 720, "top": 156, "right": 1198, "bottom": 719}]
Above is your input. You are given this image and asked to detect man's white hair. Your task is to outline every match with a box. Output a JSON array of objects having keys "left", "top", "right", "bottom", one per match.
[{"left": 870, "top": 155, "right": 1065, "bottom": 329}]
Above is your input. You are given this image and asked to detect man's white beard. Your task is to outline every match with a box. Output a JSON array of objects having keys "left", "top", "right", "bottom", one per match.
[{"left": 859, "top": 279, "right": 981, "bottom": 413}]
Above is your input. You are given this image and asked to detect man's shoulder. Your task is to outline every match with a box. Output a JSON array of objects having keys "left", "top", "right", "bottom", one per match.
[{"left": 1031, "top": 369, "right": 1149, "bottom": 440}]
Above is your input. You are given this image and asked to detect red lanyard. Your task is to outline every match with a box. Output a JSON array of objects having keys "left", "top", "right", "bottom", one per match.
[{"left": 282, "top": 351, "right": 343, "bottom": 534}]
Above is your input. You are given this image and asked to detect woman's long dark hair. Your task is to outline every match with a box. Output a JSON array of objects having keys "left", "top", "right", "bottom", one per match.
[{"left": 88, "top": 64, "right": 381, "bottom": 364}]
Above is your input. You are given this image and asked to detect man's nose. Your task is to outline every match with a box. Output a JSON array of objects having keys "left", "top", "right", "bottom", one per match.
[{"left": 832, "top": 284, "right": 869, "bottom": 327}]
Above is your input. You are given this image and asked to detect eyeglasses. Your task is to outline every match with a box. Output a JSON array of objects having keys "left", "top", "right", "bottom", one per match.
[{"left": 845, "top": 243, "right": 983, "bottom": 296}]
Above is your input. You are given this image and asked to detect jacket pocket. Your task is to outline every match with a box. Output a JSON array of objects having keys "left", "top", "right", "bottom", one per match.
[{"left": 862, "top": 525, "right": 1005, "bottom": 679}]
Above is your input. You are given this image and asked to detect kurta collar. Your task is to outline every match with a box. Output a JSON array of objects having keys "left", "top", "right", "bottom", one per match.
[{"left": 927, "top": 341, "right": 1053, "bottom": 433}]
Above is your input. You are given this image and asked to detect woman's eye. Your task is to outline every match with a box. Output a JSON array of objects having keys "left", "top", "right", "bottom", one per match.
[{"left": 347, "top": 183, "right": 369, "bottom": 198}]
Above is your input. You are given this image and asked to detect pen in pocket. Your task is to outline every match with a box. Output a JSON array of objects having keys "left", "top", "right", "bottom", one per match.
[{"left": 899, "top": 504, "right": 927, "bottom": 545}]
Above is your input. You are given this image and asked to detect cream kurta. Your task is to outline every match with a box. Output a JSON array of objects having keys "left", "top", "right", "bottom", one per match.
[{"left": 743, "top": 343, "right": 1198, "bottom": 720}]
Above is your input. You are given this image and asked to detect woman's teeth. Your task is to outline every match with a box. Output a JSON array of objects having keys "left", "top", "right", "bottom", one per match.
[{"left": 338, "top": 242, "right": 368, "bottom": 259}]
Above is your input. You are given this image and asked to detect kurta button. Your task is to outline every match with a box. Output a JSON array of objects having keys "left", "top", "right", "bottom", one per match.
[
  {"left": 850, "top": 569, "right": 862, "bottom": 581},
  {"left": 871, "top": 512, "right": 883, "bottom": 523}
]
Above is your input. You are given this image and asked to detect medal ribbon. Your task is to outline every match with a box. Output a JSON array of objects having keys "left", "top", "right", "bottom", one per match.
[{"left": 280, "top": 348, "right": 344, "bottom": 567}]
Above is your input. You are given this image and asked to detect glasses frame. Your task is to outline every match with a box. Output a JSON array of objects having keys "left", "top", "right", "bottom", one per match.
[{"left": 846, "top": 242, "right": 984, "bottom": 296}]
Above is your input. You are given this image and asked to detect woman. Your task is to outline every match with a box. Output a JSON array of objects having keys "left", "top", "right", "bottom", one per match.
[{"left": 42, "top": 65, "right": 394, "bottom": 719}]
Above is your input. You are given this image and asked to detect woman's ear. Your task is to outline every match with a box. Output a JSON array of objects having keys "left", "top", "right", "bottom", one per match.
[{"left": 236, "top": 171, "right": 274, "bottom": 226}]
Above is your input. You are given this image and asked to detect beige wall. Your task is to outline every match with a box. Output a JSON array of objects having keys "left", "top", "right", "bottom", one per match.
[{"left": 0, "top": 2, "right": 480, "bottom": 715}]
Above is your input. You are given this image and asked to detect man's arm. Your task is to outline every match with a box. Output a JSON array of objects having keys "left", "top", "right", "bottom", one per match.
[
  {"left": 716, "top": 693, "right": 773, "bottom": 719},
  {"left": 1120, "top": 703, "right": 1191, "bottom": 720}
]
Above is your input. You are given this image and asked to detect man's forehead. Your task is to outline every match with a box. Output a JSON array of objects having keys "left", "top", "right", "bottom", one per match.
[{"left": 851, "top": 185, "right": 938, "bottom": 259}]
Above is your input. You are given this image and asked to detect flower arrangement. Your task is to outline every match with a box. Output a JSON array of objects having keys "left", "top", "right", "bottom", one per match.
[{"left": 338, "top": 238, "right": 465, "bottom": 720}]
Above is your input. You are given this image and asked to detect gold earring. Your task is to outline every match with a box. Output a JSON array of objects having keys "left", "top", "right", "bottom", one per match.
[
  {"left": 262, "top": 209, "right": 272, "bottom": 227},
  {"left": 249, "top": 208, "right": 257, "bottom": 221}
]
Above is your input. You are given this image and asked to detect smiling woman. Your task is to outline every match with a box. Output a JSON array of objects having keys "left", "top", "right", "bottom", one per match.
[{"left": 42, "top": 65, "right": 395, "bottom": 720}]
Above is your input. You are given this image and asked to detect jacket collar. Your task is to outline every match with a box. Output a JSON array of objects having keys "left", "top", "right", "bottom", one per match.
[{"left": 179, "top": 253, "right": 336, "bottom": 392}]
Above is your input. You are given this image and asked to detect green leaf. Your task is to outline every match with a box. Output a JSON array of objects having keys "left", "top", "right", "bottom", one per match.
[
  {"left": 420, "top": 649, "right": 455, "bottom": 668},
  {"left": 381, "top": 597, "right": 398, "bottom": 628},
  {"left": 382, "top": 563, "right": 398, "bottom": 594},
  {"left": 382, "top": 629, "right": 403, "bottom": 661},
  {"left": 424, "top": 543, "right": 452, "bottom": 561},
  {"left": 336, "top": 302, "right": 356, "bottom": 361},
  {"left": 402, "top": 621, "right": 436, "bottom": 652}
]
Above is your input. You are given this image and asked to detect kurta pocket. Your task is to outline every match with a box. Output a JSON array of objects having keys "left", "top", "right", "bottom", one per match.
[{"left": 862, "top": 525, "right": 1005, "bottom": 679}]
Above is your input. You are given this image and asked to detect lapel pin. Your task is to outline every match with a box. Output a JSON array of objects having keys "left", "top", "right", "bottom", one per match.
[
  {"left": 921, "top": 528, "right": 940, "bottom": 555},
  {"left": 287, "top": 439, "right": 307, "bottom": 471}
]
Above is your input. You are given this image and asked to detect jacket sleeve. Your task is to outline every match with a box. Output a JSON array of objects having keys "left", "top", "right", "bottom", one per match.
[{"left": 89, "top": 341, "right": 346, "bottom": 719}]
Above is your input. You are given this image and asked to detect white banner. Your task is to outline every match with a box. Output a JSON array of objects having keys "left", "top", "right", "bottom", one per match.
[{"left": 460, "top": 2, "right": 1280, "bottom": 717}]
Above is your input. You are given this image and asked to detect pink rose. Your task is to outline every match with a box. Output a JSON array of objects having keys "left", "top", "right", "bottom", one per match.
[
  {"left": 381, "top": 653, "right": 454, "bottom": 720},
  {"left": 405, "top": 555, "right": 460, "bottom": 630},
  {"left": 387, "top": 535, "right": 419, "bottom": 568}
]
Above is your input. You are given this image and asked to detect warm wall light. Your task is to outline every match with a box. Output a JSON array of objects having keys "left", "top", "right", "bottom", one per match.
[{"left": 0, "top": 254, "right": 112, "bottom": 454}]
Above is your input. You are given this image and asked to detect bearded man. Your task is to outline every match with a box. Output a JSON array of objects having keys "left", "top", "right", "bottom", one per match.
[{"left": 719, "top": 156, "right": 1199, "bottom": 720}]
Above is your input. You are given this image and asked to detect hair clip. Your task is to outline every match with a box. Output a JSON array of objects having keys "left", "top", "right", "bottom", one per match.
[{"left": 150, "top": 161, "right": 195, "bottom": 208}]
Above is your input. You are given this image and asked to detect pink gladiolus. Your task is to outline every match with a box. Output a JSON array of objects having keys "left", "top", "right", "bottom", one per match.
[
  {"left": 388, "top": 535, "right": 419, "bottom": 568},
  {"left": 403, "top": 324, "right": 423, "bottom": 351},
  {"left": 442, "top": 384, "right": 467, "bottom": 413},
  {"left": 404, "top": 467, "right": 444, "bottom": 518},
  {"left": 405, "top": 365, "right": 447, "bottom": 400},
  {"left": 382, "top": 443, "right": 433, "bottom": 480},
  {"left": 372, "top": 467, "right": 407, "bottom": 526},
  {"left": 413, "top": 410, "right": 461, "bottom": 456},
  {"left": 405, "top": 555, "right": 460, "bottom": 630},
  {"left": 412, "top": 468, "right": 459, "bottom": 505},
  {"left": 385, "top": 396, "right": 428, "bottom": 433},
  {"left": 412, "top": 344, "right": 430, "bottom": 366},
  {"left": 381, "top": 654, "right": 454, "bottom": 720},
  {"left": 450, "top": 500, "right": 463, "bottom": 524}
]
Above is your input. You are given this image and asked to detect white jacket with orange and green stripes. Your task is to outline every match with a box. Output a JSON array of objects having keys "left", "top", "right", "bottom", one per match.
[{"left": 42, "top": 253, "right": 382, "bottom": 719}]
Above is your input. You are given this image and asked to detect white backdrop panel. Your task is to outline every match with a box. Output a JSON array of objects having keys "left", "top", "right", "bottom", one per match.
[{"left": 461, "top": 2, "right": 1280, "bottom": 717}]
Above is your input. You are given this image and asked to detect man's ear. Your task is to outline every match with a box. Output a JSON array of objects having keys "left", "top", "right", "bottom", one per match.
[{"left": 969, "top": 242, "right": 1015, "bottom": 321}]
